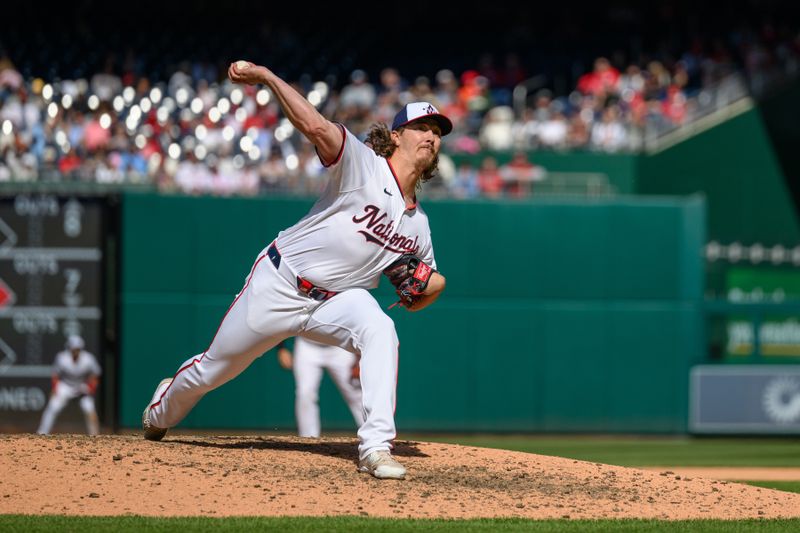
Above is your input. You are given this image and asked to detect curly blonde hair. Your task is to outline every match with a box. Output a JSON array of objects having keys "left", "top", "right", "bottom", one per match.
[{"left": 364, "top": 123, "right": 439, "bottom": 186}]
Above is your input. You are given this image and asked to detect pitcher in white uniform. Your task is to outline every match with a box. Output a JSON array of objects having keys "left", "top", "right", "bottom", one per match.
[
  {"left": 37, "top": 335, "right": 102, "bottom": 435},
  {"left": 277, "top": 337, "right": 365, "bottom": 438},
  {"left": 142, "top": 59, "right": 450, "bottom": 480}
]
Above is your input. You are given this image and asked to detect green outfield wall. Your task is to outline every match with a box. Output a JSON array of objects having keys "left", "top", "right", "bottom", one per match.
[
  {"left": 450, "top": 101, "right": 800, "bottom": 304},
  {"left": 120, "top": 193, "right": 705, "bottom": 433}
]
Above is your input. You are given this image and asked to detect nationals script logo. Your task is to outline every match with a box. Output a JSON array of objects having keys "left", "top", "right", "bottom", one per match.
[{"left": 352, "top": 205, "right": 419, "bottom": 254}]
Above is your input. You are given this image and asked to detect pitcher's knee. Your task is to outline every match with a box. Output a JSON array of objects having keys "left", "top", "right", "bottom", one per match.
[{"left": 361, "top": 314, "right": 398, "bottom": 347}]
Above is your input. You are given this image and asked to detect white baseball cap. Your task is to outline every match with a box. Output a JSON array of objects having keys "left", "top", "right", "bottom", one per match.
[
  {"left": 66, "top": 335, "right": 85, "bottom": 350},
  {"left": 391, "top": 102, "right": 453, "bottom": 136}
]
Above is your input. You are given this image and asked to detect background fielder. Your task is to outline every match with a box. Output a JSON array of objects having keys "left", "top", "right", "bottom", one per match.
[
  {"left": 37, "top": 335, "right": 101, "bottom": 435},
  {"left": 277, "top": 337, "right": 364, "bottom": 438}
]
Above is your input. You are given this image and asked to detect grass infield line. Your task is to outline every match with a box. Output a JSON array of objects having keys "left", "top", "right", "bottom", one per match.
[
  {"left": 405, "top": 435, "right": 800, "bottom": 467},
  {"left": 741, "top": 481, "right": 800, "bottom": 494},
  {"left": 1, "top": 516, "right": 800, "bottom": 533}
]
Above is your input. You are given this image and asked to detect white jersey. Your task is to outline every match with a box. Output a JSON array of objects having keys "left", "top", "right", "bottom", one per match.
[
  {"left": 53, "top": 350, "right": 101, "bottom": 388},
  {"left": 276, "top": 126, "right": 436, "bottom": 292}
]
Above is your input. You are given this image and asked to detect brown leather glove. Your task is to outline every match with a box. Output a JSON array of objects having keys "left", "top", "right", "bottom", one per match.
[{"left": 383, "top": 254, "right": 433, "bottom": 307}]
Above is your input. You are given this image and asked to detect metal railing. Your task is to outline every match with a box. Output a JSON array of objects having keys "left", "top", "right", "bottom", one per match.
[
  {"left": 531, "top": 172, "right": 616, "bottom": 197},
  {"left": 643, "top": 72, "right": 753, "bottom": 153}
]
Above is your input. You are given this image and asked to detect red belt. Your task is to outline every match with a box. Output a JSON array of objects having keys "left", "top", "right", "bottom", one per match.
[{"left": 267, "top": 243, "right": 338, "bottom": 301}]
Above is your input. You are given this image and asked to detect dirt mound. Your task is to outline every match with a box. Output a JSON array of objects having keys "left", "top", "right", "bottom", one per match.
[
  {"left": 1, "top": 434, "right": 799, "bottom": 519},
  {"left": 639, "top": 467, "right": 800, "bottom": 481}
]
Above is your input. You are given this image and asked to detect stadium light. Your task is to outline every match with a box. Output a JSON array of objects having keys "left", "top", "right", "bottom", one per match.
[
  {"left": 218, "top": 97, "right": 231, "bottom": 114},
  {"left": 749, "top": 243, "right": 764, "bottom": 264},
  {"left": 156, "top": 107, "right": 169, "bottom": 125},
  {"left": 190, "top": 97, "right": 204, "bottom": 115},
  {"left": 256, "top": 89, "right": 270, "bottom": 106},
  {"left": 313, "top": 81, "right": 329, "bottom": 100},
  {"left": 770, "top": 245, "right": 786, "bottom": 264},
  {"left": 168, "top": 143, "right": 181, "bottom": 159},
  {"left": 175, "top": 88, "right": 189, "bottom": 106},
  {"left": 727, "top": 242, "right": 742, "bottom": 263},
  {"left": 792, "top": 247, "right": 800, "bottom": 266},
  {"left": 705, "top": 241, "right": 721, "bottom": 261},
  {"left": 149, "top": 87, "right": 163, "bottom": 104}
]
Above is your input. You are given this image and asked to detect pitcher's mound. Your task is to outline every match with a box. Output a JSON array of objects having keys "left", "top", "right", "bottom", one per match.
[{"left": 1, "top": 434, "right": 798, "bottom": 519}]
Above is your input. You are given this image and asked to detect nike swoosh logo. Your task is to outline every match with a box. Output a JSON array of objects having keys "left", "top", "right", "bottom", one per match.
[{"left": 383, "top": 188, "right": 393, "bottom": 196}]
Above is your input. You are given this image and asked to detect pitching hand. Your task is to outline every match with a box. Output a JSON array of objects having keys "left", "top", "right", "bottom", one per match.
[{"left": 228, "top": 60, "right": 267, "bottom": 85}]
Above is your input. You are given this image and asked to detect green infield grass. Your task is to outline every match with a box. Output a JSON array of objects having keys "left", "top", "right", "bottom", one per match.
[
  {"left": 405, "top": 435, "right": 800, "bottom": 467},
  {"left": 1, "top": 516, "right": 800, "bottom": 533},
  {"left": 741, "top": 481, "right": 800, "bottom": 493}
]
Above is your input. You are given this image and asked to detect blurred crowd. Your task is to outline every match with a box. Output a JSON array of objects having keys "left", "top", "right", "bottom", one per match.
[{"left": 1, "top": 18, "right": 798, "bottom": 198}]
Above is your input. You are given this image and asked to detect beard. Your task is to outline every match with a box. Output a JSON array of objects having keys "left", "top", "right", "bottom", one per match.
[
  {"left": 416, "top": 146, "right": 436, "bottom": 168},
  {"left": 417, "top": 153, "right": 439, "bottom": 187}
]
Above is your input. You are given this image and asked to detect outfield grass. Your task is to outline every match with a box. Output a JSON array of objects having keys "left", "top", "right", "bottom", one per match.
[
  {"left": 406, "top": 435, "right": 800, "bottom": 467},
  {"left": 1, "top": 516, "right": 800, "bottom": 533},
  {"left": 741, "top": 481, "right": 800, "bottom": 494}
]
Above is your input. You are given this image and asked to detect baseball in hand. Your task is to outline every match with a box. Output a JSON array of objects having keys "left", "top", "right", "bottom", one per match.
[{"left": 235, "top": 61, "right": 250, "bottom": 71}]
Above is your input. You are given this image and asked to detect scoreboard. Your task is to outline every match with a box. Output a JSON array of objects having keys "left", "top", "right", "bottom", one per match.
[{"left": 0, "top": 194, "right": 110, "bottom": 431}]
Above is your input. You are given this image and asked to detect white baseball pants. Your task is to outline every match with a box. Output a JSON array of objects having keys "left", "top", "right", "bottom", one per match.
[
  {"left": 292, "top": 337, "right": 365, "bottom": 438},
  {"left": 37, "top": 382, "right": 99, "bottom": 435},
  {"left": 147, "top": 244, "right": 399, "bottom": 460}
]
